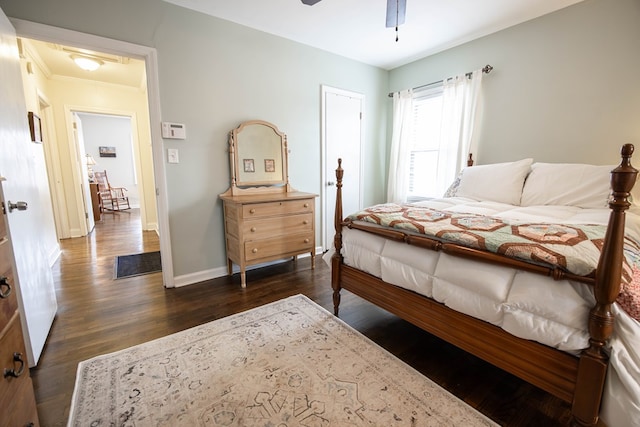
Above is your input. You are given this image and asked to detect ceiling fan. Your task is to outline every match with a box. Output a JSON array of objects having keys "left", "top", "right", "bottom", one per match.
[{"left": 301, "top": 0, "right": 407, "bottom": 37}]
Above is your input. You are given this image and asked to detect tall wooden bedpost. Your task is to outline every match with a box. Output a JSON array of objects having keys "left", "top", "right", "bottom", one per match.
[
  {"left": 331, "top": 159, "right": 344, "bottom": 315},
  {"left": 572, "top": 144, "right": 637, "bottom": 426}
]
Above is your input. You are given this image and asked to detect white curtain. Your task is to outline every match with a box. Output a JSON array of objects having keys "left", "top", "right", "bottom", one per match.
[
  {"left": 436, "top": 69, "right": 484, "bottom": 193},
  {"left": 386, "top": 89, "right": 413, "bottom": 203}
]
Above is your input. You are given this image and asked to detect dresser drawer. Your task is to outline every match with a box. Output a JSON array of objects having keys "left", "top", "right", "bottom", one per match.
[
  {"left": 4, "top": 375, "right": 39, "bottom": 427},
  {"left": 242, "top": 199, "right": 313, "bottom": 218},
  {"left": 0, "top": 240, "right": 18, "bottom": 329},
  {"left": 0, "top": 314, "right": 30, "bottom": 412},
  {"left": 244, "top": 213, "right": 312, "bottom": 240},
  {"left": 0, "top": 270, "right": 17, "bottom": 331},
  {"left": 245, "top": 232, "right": 314, "bottom": 262},
  {"left": 0, "top": 210, "right": 5, "bottom": 239}
]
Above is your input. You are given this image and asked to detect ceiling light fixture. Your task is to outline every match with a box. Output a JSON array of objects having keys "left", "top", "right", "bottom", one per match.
[{"left": 71, "top": 55, "right": 103, "bottom": 71}]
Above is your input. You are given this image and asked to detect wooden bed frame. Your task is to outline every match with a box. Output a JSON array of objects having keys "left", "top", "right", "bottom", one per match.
[{"left": 330, "top": 144, "right": 637, "bottom": 427}]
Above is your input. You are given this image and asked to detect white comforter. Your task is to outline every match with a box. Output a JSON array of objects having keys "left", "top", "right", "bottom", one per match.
[{"left": 331, "top": 197, "right": 640, "bottom": 426}]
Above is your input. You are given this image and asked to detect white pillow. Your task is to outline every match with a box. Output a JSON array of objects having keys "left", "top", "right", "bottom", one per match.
[
  {"left": 520, "top": 163, "right": 613, "bottom": 208},
  {"left": 455, "top": 158, "right": 533, "bottom": 205}
]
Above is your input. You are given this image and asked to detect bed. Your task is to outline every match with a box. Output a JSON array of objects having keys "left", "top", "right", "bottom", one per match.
[{"left": 328, "top": 144, "right": 640, "bottom": 427}]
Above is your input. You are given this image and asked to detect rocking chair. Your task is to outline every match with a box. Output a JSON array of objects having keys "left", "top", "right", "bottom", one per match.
[{"left": 93, "top": 170, "right": 131, "bottom": 212}]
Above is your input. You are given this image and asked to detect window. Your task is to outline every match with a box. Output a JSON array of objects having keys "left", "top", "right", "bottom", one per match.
[
  {"left": 389, "top": 71, "right": 483, "bottom": 204},
  {"left": 407, "top": 85, "right": 444, "bottom": 201}
]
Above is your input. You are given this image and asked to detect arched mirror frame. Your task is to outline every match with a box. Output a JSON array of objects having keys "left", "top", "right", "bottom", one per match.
[{"left": 221, "top": 120, "right": 291, "bottom": 196}]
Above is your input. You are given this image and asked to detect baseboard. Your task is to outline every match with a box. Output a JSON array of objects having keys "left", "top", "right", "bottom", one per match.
[
  {"left": 69, "top": 227, "right": 84, "bottom": 238},
  {"left": 172, "top": 266, "right": 228, "bottom": 288},
  {"left": 143, "top": 222, "right": 159, "bottom": 234},
  {"left": 171, "top": 246, "right": 323, "bottom": 288},
  {"left": 48, "top": 243, "right": 61, "bottom": 267}
]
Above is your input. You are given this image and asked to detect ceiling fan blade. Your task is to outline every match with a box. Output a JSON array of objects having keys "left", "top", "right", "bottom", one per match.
[
  {"left": 386, "top": 0, "right": 406, "bottom": 27},
  {"left": 301, "top": 0, "right": 322, "bottom": 5}
]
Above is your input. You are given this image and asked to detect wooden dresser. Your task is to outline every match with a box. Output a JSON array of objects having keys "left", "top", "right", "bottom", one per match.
[
  {"left": 0, "top": 178, "right": 40, "bottom": 426},
  {"left": 219, "top": 120, "right": 318, "bottom": 287},
  {"left": 220, "top": 191, "right": 317, "bottom": 287}
]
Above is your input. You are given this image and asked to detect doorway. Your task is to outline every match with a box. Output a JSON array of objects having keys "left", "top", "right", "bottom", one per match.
[
  {"left": 321, "top": 85, "right": 364, "bottom": 251},
  {"left": 12, "top": 18, "right": 174, "bottom": 287},
  {"left": 75, "top": 112, "right": 144, "bottom": 231}
]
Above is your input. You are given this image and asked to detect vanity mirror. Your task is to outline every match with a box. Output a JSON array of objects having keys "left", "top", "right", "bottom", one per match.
[
  {"left": 222, "top": 120, "right": 290, "bottom": 195},
  {"left": 219, "top": 120, "right": 318, "bottom": 288}
]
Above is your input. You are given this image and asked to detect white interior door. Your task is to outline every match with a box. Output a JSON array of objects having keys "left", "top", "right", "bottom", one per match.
[
  {"left": 0, "top": 7, "right": 57, "bottom": 366},
  {"left": 322, "top": 86, "right": 364, "bottom": 251},
  {"left": 73, "top": 112, "right": 95, "bottom": 233}
]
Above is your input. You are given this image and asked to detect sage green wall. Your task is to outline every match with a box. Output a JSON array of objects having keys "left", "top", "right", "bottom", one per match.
[
  {"left": 0, "top": 0, "right": 389, "bottom": 279},
  {"left": 389, "top": 0, "right": 640, "bottom": 167}
]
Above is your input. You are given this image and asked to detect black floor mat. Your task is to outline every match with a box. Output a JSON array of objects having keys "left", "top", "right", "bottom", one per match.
[{"left": 114, "top": 251, "right": 161, "bottom": 279}]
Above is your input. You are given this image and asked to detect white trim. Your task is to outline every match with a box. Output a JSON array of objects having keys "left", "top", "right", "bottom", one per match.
[
  {"left": 10, "top": 18, "right": 175, "bottom": 288},
  {"left": 66, "top": 110, "right": 90, "bottom": 236},
  {"left": 37, "top": 90, "right": 70, "bottom": 239},
  {"left": 47, "top": 245, "right": 61, "bottom": 268},
  {"left": 173, "top": 247, "right": 323, "bottom": 288},
  {"left": 173, "top": 267, "right": 227, "bottom": 288}
]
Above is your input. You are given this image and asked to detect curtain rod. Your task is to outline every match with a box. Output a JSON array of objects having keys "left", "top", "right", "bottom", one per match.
[{"left": 388, "top": 64, "right": 493, "bottom": 98}]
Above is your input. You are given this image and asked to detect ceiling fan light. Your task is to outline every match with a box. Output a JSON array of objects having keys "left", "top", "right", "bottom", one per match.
[{"left": 72, "top": 55, "right": 103, "bottom": 71}]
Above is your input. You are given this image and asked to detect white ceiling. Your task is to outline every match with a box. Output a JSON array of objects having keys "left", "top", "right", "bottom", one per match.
[
  {"left": 20, "top": 38, "right": 146, "bottom": 89},
  {"left": 163, "top": 0, "right": 584, "bottom": 70},
  {"left": 19, "top": 0, "right": 585, "bottom": 87}
]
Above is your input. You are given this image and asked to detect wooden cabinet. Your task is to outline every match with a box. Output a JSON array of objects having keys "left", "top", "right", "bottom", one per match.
[
  {"left": 89, "top": 182, "right": 102, "bottom": 221},
  {"left": 220, "top": 191, "right": 317, "bottom": 287},
  {"left": 0, "top": 178, "right": 40, "bottom": 426}
]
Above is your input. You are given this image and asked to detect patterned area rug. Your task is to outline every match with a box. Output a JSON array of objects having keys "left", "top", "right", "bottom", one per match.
[
  {"left": 68, "top": 295, "right": 498, "bottom": 426},
  {"left": 114, "top": 251, "right": 161, "bottom": 279}
]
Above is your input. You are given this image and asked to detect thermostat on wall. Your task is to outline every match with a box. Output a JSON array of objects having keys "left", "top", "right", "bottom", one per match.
[{"left": 161, "top": 122, "right": 186, "bottom": 139}]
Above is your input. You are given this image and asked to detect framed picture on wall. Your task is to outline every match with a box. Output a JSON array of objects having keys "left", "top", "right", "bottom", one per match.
[
  {"left": 28, "top": 111, "right": 42, "bottom": 143},
  {"left": 99, "top": 146, "right": 117, "bottom": 157}
]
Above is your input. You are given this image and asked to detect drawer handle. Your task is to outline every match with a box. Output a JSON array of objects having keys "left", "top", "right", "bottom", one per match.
[
  {"left": 303, "top": 203, "right": 309, "bottom": 208},
  {"left": 302, "top": 220, "right": 308, "bottom": 225},
  {"left": 249, "top": 209, "right": 256, "bottom": 214},
  {"left": 0, "top": 276, "right": 11, "bottom": 299},
  {"left": 4, "top": 352, "right": 25, "bottom": 378},
  {"left": 250, "top": 227, "right": 256, "bottom": 232},
  {"left": 252, "top": 248, "right": 258, "bottom": 253},
  {"left": 304, "top": 238, "right": 310, "bottom": 243}
]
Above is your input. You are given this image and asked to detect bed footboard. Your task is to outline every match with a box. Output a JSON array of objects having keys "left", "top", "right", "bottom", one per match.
[
  {"left": 330, "top": 145, "right": 637, "bottom": 427},
  {"left": 573, "top": 144, "right": 637, "bottom": 426}
]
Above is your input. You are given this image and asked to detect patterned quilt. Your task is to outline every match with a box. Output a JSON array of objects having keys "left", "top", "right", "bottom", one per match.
[{"left": 349, "top": 203, "right": 640, "bottom": 321}]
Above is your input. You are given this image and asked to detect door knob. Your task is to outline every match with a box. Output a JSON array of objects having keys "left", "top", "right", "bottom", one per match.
[
  {"left": 327, "top": 181, "right": 335, "bottom": 186},
  {"left": 7, "top": 201, "right": 27, "bottom": 213}
]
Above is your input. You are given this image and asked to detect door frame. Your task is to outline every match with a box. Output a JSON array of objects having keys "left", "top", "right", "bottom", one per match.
[
  {"left": 37, "top": 91, "right": 68, "bottom": 248},
  {"left": 70, "top": 112, "right": 95, "bottom": 235},
  {"left": 320, "top": 85, "right": 364, "bottom": 251},
  {"left": 10, "top": 18, "right": 175, "bottom": 287}
]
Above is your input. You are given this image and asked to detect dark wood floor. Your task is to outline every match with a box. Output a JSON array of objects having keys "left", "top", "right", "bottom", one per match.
[{"left": 32, "top": 209, "right": 571, "bottom": 426}]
